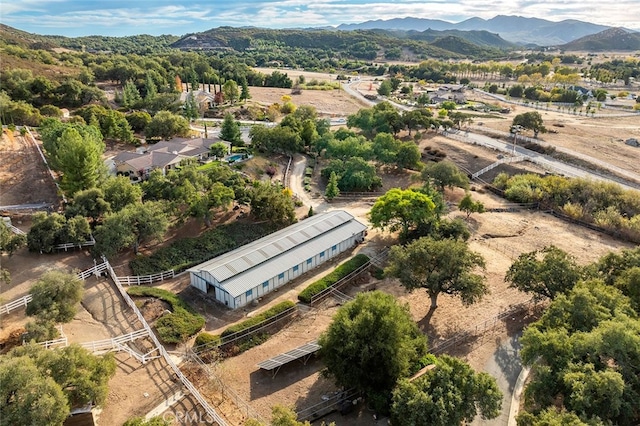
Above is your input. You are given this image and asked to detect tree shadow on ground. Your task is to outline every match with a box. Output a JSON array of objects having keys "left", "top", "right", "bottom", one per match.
[{"left": 493, "top": 334, "right": 522, "bottom": 393}]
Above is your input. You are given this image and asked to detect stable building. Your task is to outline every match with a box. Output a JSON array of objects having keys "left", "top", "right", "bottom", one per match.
[{"left": 188, "top": 210, "right": 367, "bottom": 309}]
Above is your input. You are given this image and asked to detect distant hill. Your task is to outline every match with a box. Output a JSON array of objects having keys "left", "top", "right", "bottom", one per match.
[
  {"left": 337, "top": 15, "right": 613, "bottom": 45},
  {"left": 560, "top": 27, "right": 640, "bottom": 51},
  {"left": 170, "top": 27, "right": 515, "bottom": 60}
]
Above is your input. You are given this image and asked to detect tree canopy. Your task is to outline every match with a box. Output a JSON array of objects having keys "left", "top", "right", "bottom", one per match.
[
  {"left": 391, "top": 354, "right": 502, "bottom": 426},
  {"left": 145, "top": 110, "right": 190, "bottom": 140},
  {"left": 26, "top": 270, "right": 84, "bottom": 324},
  {"left": 386, "top": 237, "right": 487, "bottom": 311},
  {"left": 249, "top": 182, "right": 296, "bottom": 226},
  {"left": 1, "top": 343, "right": 116, "bottom": 426},
  {"left": 220, "top": 112, "right": 242, "bottom": 145},
  {"left": 519, "top": 280, "right": 640, "bottom": 425},
  {"left": 369, "top": 188, "right": 437, "bottom": 239},
  {"left": 505, "top": 245, "right": 582, "bottom": 300},
  {"left": 94, "top": 201, "right": 169, "bottom": 256},
  {"left": 421, "top": 161, "right": 469, "bottom": 192},
  {"left": 319, "top": 291, "right": 428, "bottom": 413},
  {"left": 512, "top": 111, "right": 546, "bottom": 138}
]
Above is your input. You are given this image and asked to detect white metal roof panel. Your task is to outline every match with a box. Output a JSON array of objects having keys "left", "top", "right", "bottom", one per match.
[{"left": 187, "top": 210, "right": 358, "bottom": 281}]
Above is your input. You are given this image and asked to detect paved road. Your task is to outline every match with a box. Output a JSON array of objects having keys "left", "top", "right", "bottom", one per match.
[
  {"left": 471, "top": 334, "right": 522, "bottom": 426},
  {"left": 447, "top": 130, "right": 640, "bottom": 191}
]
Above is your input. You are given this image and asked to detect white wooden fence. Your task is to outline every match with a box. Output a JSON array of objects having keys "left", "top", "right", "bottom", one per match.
[
  {"left": 100, "top": 256, "right": 227, "bottom": 426},
  {"left": 117, "top": 270, "right": 174, "bottom": 286},
  {"left": 7, "top": 224, "right": 26, "bottom": 235},
  {"left": 52, "top": 235, "right": 96, "bottom": 252},
  {"left": 0, "top": 294, "right": 33, "bottom": 315}
]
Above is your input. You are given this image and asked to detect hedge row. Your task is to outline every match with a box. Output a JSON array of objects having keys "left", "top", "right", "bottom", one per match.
[
  {"left": 127, "top": 286, "right": 205, "bottom": 344},
  {"left": 130, "top": 222, "right": 273, "bottom": 275},
  {"left": 298, "top": 254, "right": 370, "bottom": 303},
  {"left": 221, "top": 300, "right": 296, "bottom": 337}
]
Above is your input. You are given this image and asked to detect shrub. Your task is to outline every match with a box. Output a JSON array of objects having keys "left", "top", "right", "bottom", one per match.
[
  {"left": 127, "top": 287, "right": 204, "bottom": 343},
  {"left": 194, "top": 332, "right": 220, "bottom": 348},
  {"left": 221, "top": 300, "right": 296, "bottom": 337},
  {"left": 130, "top": 222, "right": 273, "bottom": 274},
  {"left": 298, "top": 254, "right": 370, "bottom": 303}
]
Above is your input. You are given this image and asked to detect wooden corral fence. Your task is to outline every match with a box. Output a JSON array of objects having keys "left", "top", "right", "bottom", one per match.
[
  {"left": 0, "top": 262, "right": 107, "bottom": 315},
  {"left": 0, "top": 294, "right": 33, "bottom": 315},
  {"left": 52, "top": 235, "right": 96, "bottom": 252},
  {"left": 100, "top": 256, "right": 228, "bottom": 426},
  {"left": 117, "top": 270, "right": 175, "bottom": 286}
]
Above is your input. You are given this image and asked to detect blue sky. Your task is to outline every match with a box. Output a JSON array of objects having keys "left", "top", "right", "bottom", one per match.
[{"left": 1, "top": 0, "right": 638, "bottom": 37}]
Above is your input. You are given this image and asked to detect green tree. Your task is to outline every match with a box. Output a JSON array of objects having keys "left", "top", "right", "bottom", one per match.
[
  {"left": 248, "top": 182, "right": 296, "bottom": 226},
  {"left": 240, "top": 79, "right": 251, "bottom": 103},
  {"left": 519, "top": 280, "right": 639, "bottom": 425},
  {"left": 222, "top": 80, "right": 239, "bottom": 104},
  {"left": 0, "top": 220, "right": 26, "bottom": 256},
  {"left": 458, "top": 193, "right": 485, "bottom": 219},
  {"left": 26, "top": 270, "right": 84, "bottom": 323},
  {"left": 372, "top": 132, "right": 400, "bottom": 165},
  {"left": 320, "top": 157, "right": 382, "bottom": 192},
  {"left": 402, "top": 109, "right": 433, "bottom": 136},
  {"left": 421, "top": 161, "right": 469, "bottom": 192},
  {"left": 66, "top": 187, "right": 111, "bottom": 223},
  {"left": 0, "top": 355, "right": 69, "bottom": 426},
  {"left": 391, "top": 355, "right": 502, "bottom": 425},
  {"left": 220, "top": 113, "right": 242, "bottom": 146},
  {"left": 377, "top": 80, "right": 392, "bottom": 96},
  {"left": 369, "top": 188, "right": 436, "bottom": 239},
  {"left": 209, "top": 142, "right": 229, "bottom": 159},
  {"left": 47, "top": 125, "right": 105, "bottom": 195},
  {"left": 517, "top": 407, "right": 592, "bottom": 426},
  {"left": 182, "top": 92, "right": 199, "bottom": 121},
  {"left": 396, "top": 141, "right": 422, "bottom": 171},
  {"left": 319, "top": 291, "right": 428, "bottom": 413},
  {"left": 386, "top": 237, "right": 487, "bottom": 310},
  {"left": 8, "top": 342, "right": 116, "bottom": 409},
  {"left": 27, "top": 213, "right": 91, "bottom": 253},
  {"left": 94, "top": 201, "right": 169, "bottom": 256},
  {"left": 325, "top": 171, "right": 340, "bottom": 200},
  {"left": 123, "top": 416, "right": 170, "bottom": 426},
  {"left": 505, "top": 246, "right": 582, "bottom": 300},
  {"left": 513, "top": 111, "right": 547, "bottom": 138},
  {"left": 121, "top": 80, "right": 142, "bottom": 109},
  {"left": 145, "top": 111, "right": 190, "bottom": 140},
  {"left": 126, "top": 111, "right": 152, "bottom": 133},
  {"left": 101, "top": 175, "right": 142, "bottom": 212}
]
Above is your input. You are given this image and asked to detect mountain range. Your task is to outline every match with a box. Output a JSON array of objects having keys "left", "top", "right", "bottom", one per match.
[{"left": 336, "top": 15, "right": 626, "bottom": 46}]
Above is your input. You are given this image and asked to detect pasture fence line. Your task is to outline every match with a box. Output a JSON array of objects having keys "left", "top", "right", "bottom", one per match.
[
  {"left": 51, "top": 235, "right": 96, "bottom": 252},
  {"left": 193, "top": 305, "right": 299, "bottom": 355},
  {"left": 186, "top": 348, "right": 266, "bottom": 424},
  {"left": 0, "top": 294, "right": 33, "bottom": 315},
  {"left": 309, "top": 248, "right": 388, "bottom": 306},
  {"left": 117, "top": 270, "right": 175, "bottom": 286},
  {"left": 7, "top": 224, "right": 26, "bottom": 235},
  {"left": 429, "top": 298, "right": 540, "bottom": 354}
]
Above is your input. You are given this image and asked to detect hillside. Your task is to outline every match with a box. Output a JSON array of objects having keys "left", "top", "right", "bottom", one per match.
[
  {"left": 561, "top": 27, "right": 640, "bottom": 51},
  {"left": 170, "top": 27, "right": 513, "bottom": 60}
]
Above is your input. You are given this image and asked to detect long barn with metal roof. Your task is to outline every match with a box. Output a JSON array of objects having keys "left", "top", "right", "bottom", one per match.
[{"left": 188, "top": 210, "right": 367, "bottom": 309}]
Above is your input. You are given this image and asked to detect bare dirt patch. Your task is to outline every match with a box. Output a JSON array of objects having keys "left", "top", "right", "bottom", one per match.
[
  {"left": 0, "top": 129, "right": 60, "bottom": 209},
  {"left": 248, "top": 86, "right": 367, "bottom": 117}
]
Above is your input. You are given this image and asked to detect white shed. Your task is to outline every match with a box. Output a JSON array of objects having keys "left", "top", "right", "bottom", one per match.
[{"left": 188, "top": 210, "right": 367, "bottom": 309}]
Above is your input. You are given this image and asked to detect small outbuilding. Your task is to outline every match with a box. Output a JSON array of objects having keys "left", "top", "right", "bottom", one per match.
[{"left": 188, "top": 210, "right": 367, "bottom": 309}]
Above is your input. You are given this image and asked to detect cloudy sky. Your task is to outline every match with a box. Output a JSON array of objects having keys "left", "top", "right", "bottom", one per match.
[{"left": 2, "top": 0, "right": 639, "bottom": 37}]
